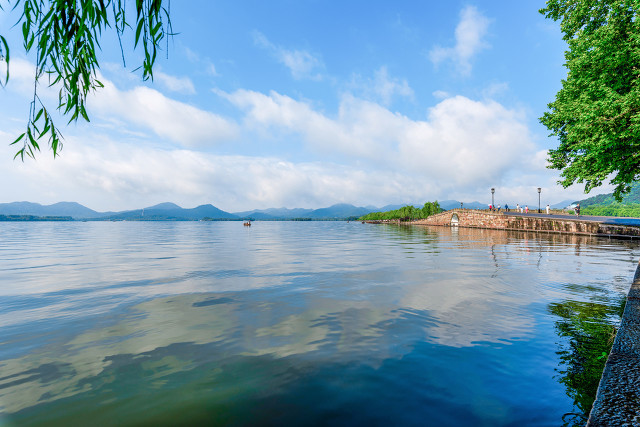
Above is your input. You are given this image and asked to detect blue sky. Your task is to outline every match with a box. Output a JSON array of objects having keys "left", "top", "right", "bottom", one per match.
[{"left": 0, "top": 1, "right": 601, "bottom": 212}]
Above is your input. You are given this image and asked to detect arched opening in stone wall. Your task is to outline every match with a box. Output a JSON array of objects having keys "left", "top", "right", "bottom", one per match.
[{"left": 451, "top": 213, "right": 459, "bottom": 226}]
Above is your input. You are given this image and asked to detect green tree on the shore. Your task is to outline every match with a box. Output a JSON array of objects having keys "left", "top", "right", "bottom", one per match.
[
  {"left": 540, "top": 0, "right": 640, "bottom": 201},
  {"left": 360, "top": 201, "right": 441, "bottom": 221},
  {"left": 0, "top": 0, "right": 172, "bottom": 159}
]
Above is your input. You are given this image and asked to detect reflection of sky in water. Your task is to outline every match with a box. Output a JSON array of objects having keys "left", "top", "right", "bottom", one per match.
[{"left": 0, "top": 222, "right": 638, "bottom": 425}]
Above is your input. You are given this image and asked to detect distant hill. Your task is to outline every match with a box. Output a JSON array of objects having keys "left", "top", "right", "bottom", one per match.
[
  {"left": 106, "top": 203, "right": 238, "bottom": 221},
  {"left": 7, "top": 198, "right": 578, "bottom": 221},
  {"left": 307, "top": 204, "right": 372, "bottom": 219},
  {"left": 577, "top": 182, "right": 640, "bottom": 207},
  {"left": 550, "top": 199, "right": 575, "bottom": 209},
  {"left": 233, "top": 207, "right": 315, "bottom": 220},
  {"left": 234, "top": 204, "right": 374, "bottom": 220},
  {"left": 0, "top": 201, "right": 237, "bottom": 220},
  {"left": 0, "top": 214, "right": 73, "bottom": 221},
  {"left": 0, "top": 201, "right": 106, "bottom": 218},
  {"left": 439, "top": 200, "right": 486, "bottom": 210},
  {"left": 240, "top": 201, "right": 496, "bottom": 220}
]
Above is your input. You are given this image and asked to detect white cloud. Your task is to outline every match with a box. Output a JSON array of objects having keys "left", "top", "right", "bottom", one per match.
[
  {"left": 218, "top": 88, "right": 535, "bottom": 192},
  {"left": 91, "top": 78, "right": 238, "bottom": 147},
  {"left": 154, "top": 71, "right": 196, "bottom": 94},
  {"left": 429, "top": 5, "right": 491, "bottom": 75},
  {"left": 183, "top": 46, "right": 220, "bottom": 77},
  {"left": 3, "top": 60, "right": 232, "bottom": 149},
  {"left": 207, "top": 64, "right": 219, "bottom": 77},
  {"left": 372, "top": 67, "right": 413, "bottom": 105},
  {"left": 350, "top": 67, "right": 414, "bottom": 106},
  {"left": 0, "top": 108, "right": 595, "bottom": 213},
  {"left": 482, "top": 82, "right": 509, "bottom": 99},
  {"left": 0, "top": 133, "right": 438, "bottom": 211},
  {"left": 432, "top": 90, "right": 450, "bottom": 99},
  {"left": 4, "top": 58, "right": 59, "bottom": 101},
  {"left": 532, "top": 149, "right": 550, "bottom": 170},
  {"left": 183, "top": 46, "right": 200, "bottom": 63},
  {"left": 253, "top": 31, "right": 323, "bottom": 80}
]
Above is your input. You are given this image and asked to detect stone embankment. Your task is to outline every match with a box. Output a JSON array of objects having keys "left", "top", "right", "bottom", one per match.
[
  {"left": 399, "top": 208, "right": 640, "bottom": 239},
  {"left": 587, "top": 262, "right": 640, "bottom": 425}
]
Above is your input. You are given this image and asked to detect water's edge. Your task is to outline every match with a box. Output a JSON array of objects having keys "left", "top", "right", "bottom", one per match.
[{"left": 586, "top": 261, "right": 640, "bottom": 425}]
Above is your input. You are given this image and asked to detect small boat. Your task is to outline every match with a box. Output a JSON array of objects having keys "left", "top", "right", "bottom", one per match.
[{"left": 243, "top": 220, "right": 251, "bottom": 226}]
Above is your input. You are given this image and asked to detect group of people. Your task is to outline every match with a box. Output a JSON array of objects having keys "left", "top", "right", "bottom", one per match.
[
  {"left": 484, "top": 201, "right": 584, "bottom": 216},
  {"left": 489, "top": 203, "right": 558, "bottom": 215}
]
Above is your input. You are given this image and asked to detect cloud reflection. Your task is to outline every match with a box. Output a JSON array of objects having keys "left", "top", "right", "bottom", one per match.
[{"left": 1, "top": 223, "right": 638, "bottom": 424}]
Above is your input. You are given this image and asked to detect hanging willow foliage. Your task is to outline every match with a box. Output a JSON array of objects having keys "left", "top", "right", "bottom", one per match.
[{"left": 0, "top": 0, "right": 173, "bottom": 159}]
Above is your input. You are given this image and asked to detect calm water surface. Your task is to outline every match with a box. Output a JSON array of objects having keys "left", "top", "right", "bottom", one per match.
[{"left": 0, "top": 221, "right": 638, "bottom": 426}]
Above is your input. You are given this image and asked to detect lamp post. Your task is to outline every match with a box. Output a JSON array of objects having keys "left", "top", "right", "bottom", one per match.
[
  {"left": 491, "top": 188, "right": 495, "bottom": 210},
  {"left": 538, "top": 187, "right": 542, "bottom": 213}
]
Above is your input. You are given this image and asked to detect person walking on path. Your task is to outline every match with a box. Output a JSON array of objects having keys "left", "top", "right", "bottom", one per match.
[
  {"left": 505, "top": 204, "right": 509, "bottom": 212},
  {"left": 575, "top": 203, "right": 581, "bottom": 216},
  {"left": 546, "top": 204, "right": 550, "bottom": 214},
  {"left": 525, "top": 205, "right": 529, "bottom": 213}
]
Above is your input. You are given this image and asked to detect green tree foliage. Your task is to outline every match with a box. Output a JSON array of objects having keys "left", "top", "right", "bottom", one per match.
[
  {"left": 360, "top": 201, "right": 442, "bottom": 221},
  {"left": 0, "top": 0, "right": 172, "bottom": 159},
  {"left": 578, "top": 180, "right": 640, "bottom": 206},
  {"left": 540, "top": 0, "right": 640, "bottom": 201},
  {"left": 581, "top": 202, "right": 640, "bottom": 217}
]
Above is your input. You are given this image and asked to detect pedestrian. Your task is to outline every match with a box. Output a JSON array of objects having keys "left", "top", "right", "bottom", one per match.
[
  {"left": 516, "top": 203, "right": 520, "bottom": 212},
  {"left": 546, "top": 204, "right": 550, "bottom": 215},
  {"left": 505, "top": 204, "right": 509, "bottom": 212},
  {"left": 575, "top": 203, "right": 580, "bottom": 216},
  {"left": 525, "top": 205, "right": 529, "bottom": 213},
  {"left": 497, "top": 204, "right": 501, "bottom": 212}
]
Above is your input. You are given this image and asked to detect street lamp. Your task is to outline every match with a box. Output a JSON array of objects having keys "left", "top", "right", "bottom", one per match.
[
  {"left": 491, "top": 188, "right": 495, "bottom": 210},
  {"left": 538, "top": 187, "right": 542, "bottom": 213}
]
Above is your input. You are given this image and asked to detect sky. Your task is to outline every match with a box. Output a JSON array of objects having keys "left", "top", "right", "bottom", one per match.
[{"left": 0, "top": 1, "right": 609, "bottom": 212}]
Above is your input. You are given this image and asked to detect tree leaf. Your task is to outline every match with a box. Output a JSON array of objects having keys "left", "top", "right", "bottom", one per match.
[{"left": 10, "top": 132, "right": 26, "bottom": 146}]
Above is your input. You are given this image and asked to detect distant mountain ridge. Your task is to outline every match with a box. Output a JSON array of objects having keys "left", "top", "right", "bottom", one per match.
[
  {"left": 0, "top": 201, "right": 106, "bottom": 218},
  {"left": 233, "top": 207, "right": 315, "bottom": 220},
  {"left": 0, "top": 201, "right": 236, "bottom": 221},
  {"left": 109, "top": 204, "right": 237, "bottom": 221},
  {"left": 439, "top": 200, "right": 487, "bottom": 210},
  {"left": 0, "top": 201, "right": 430, "bottom": 221},
  {"left": 1, "top": 197, "right": 582, "bottom": 221},
  {"left": 0, "top": 201, "right": 380, "bottom": 220}
]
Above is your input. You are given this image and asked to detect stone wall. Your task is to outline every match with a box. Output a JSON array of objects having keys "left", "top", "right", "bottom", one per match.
[
  {"left": 408, "top": 209, "right": 640, "bottom": 239},
  {"left": 587, "top": 262, "right": 640, "bottom": 425}
]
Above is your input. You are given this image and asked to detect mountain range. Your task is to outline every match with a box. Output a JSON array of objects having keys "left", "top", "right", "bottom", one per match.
[
  {"left": 0, "top": 201, "right": 385, "bottom": 221},
  {"left": 0, "top": 196, "right": 584, "bottom": 221}
]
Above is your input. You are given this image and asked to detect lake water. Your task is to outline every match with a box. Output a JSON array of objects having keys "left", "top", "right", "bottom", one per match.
[{"left": 0, "top": 221, "right": 638, "bottom": 426}]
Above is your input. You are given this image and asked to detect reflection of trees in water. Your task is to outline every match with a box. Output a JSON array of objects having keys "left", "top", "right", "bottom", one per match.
[{"left": 548, "top": 295, "right": 626, "bottom": 426}]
